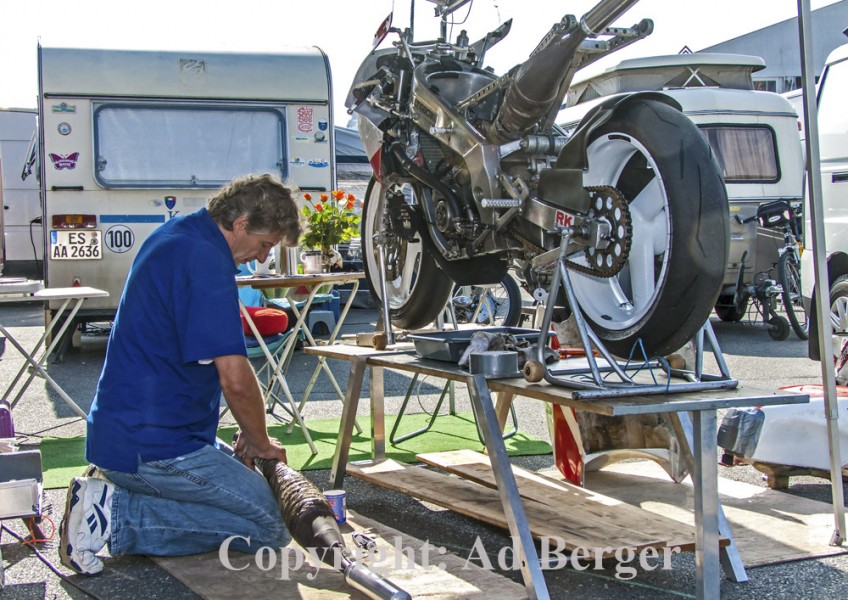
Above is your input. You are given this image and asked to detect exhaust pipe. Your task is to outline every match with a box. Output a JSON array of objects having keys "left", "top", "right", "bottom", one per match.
[
  {"left": 491, "top": 0, "right": 642, "bottom": 142},
  {"left": 219, "top": 438, "right": 411, "bottom": 600},
  {"left": 256, "top": 457, "right": 412, "bottom": 600}
]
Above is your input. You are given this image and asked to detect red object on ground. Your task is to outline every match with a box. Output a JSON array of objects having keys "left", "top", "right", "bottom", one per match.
[
  {"left": 550, "top": 405, "right": 583, "bottom": 486},
  {"left": 779, "top": 384, "right": 848, "bottom": 397},
  {"left": 549, "top": 326, "right": 560, "bottom": 350}
]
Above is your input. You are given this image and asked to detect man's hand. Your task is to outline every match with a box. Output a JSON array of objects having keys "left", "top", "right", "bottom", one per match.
[
  {"left": 215, "top": 354, "right": 287, "bottom": 467},
  {"left": 233, "top": 430, "right": 287, "bottom": 467}
]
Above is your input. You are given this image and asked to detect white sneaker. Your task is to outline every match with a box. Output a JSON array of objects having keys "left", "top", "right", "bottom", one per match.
[{"left": 59, "top": 477, "right": 114, "bottom": 575}]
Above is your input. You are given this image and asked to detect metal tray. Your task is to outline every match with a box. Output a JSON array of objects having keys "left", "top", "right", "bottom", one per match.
[{"left": 408, "top": 327, "right": 545, "bottom": 363}]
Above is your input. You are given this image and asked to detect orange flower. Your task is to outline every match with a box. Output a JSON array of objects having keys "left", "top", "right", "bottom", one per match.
[
  {"left": 346, "top": 193, "right": 356, "bottom": 202},
  {"left": 313, "top": 203, "right": 324, "bottom": 212},
  {"left": 319, "top": 193, "right": 329, "bottom": 203},
  {"left": 332, "top": 190, "right": 345, "bottom": 201},
  {"left": 303, "top": 193, "right": 312, "bottom": 201},
  {"left": 346, "top": 200, "right": 355, "bottom": 210}
]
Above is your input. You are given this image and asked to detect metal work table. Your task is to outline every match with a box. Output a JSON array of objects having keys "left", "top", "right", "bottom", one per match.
[
  {"left": 305, "top": 345, "right": 810, "bottom": 600},
  {"left": 1, "top": 283, "right": 109, "bottom": 418}
]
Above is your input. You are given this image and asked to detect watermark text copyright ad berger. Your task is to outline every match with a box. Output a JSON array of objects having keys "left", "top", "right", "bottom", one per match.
[
  {"left": 465, "top": 536, "right": 681, "bottom": 581},
  {"left": 219, "top": 535, "right": 680, "bottom": 582},
  {"left": 218, "top": 535, "right": 449, "bottom": 580}
]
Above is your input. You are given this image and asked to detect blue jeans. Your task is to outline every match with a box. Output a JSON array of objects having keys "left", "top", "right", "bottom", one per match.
[{"left": 100, "top": 444, "right": 290, "bottom": 556}]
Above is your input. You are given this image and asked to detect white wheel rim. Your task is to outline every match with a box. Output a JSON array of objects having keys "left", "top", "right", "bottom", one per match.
[
  {"left": 364, "top": 182, "right": 426, "bottom": 311},
  {"left": 568, "top": 132, "right": 672, "bottom": 332}
]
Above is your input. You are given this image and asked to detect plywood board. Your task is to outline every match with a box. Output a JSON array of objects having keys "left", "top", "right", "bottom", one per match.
[
  {"left": 416, "top": 449, "right": 709, "bottom": 548},
  {"left": 153, "top": 511, "right": 526, "bottom": 600},
  {"left": 347, "top": 459, "right": 695, "bottom": 555},
  {"left": 584, "top": 460, "right": 848, "bottom": 567}
]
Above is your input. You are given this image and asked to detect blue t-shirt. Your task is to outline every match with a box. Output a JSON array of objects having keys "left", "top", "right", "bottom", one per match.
[{"left": 86, "top": 208, "right": 247, "bottom": 472}]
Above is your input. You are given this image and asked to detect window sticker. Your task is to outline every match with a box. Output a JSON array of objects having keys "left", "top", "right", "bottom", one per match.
[{"left": 297, "top": 106, "right": 314, "bottom": 133}]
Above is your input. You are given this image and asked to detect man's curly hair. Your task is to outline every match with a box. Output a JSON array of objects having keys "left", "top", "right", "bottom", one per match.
[{"left": 208, "top": 173, "right": 303, "bottom": 247}]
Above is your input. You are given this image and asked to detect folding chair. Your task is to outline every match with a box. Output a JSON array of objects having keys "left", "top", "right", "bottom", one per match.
[{"left": 221, "top": 289, "right": 298, "bottom": 418}]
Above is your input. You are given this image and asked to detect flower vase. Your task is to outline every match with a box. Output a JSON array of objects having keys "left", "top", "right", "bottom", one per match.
[{"left": 300, "top": 250, "right": 323, "bottom": 274}]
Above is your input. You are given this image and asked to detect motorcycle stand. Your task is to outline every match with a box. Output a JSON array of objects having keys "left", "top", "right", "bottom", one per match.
[{"left": 527, "top": 227, "right": 739, "bottom": 399}]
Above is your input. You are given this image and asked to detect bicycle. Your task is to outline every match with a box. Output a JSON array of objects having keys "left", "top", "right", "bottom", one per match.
[{"left": 733, "top": 200, "right": 807, "bottom": 340}]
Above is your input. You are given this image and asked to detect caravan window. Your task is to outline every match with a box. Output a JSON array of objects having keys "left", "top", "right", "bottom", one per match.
[
  {"left": 93, "top": 104, "right": 286, "bottom": 188},
  {"left": 698, "top": 125, "right": 779, "bottom": 182}
]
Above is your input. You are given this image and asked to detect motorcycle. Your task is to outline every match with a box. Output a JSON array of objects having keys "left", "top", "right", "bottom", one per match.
[{"left": 346, "top": 0, "right": 729, "bottom": 358}]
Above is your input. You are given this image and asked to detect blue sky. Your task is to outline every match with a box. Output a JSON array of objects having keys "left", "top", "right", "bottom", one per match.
[{"left": 0, "top": 0, "right": 840, "bottom": 122}]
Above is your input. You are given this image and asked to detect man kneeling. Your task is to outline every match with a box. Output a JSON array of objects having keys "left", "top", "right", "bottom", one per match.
[{"left": 60, "top": 174, "right": 301, "bottom": 574}]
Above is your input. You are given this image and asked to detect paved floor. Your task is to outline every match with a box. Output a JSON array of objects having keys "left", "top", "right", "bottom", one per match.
[{"left": 1, "top": 303, "right": 846, "bottom": 599}]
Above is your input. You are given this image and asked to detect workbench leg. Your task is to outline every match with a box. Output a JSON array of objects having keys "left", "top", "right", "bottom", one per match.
[
  {"left": 671, "top": 412, "right": 748, "bottom": 583},
  {"left": 330, "top": 356, "right": 367, "bottom": 489},
  {"left": 494, "top": 391, "right": 515, "bottom": 433},
  {"left": 370, "top": 366, "right": 386, "bottom": 462},
  {"left": 467, "top": 374, "right": 549, "bottom": 600},
  {"left": 692, "top": 410, "right": 721, "bottom": 600}
]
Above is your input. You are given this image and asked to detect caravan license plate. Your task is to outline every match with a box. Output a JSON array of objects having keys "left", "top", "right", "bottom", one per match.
[{"left": 50, "top": 230, "right": 102, "bottom": 260}]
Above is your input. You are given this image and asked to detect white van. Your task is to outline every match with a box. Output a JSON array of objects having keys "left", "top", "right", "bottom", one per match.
[
  {"left": 558, "top": 54, "right": 805, "bottom": 318},
  {"left": 35, "top": 45, "right": 335, "bottom": 320},
  {"left": 0, "top": 108, "right": 41, "bottom": 276},
  {"left": 801, "top": 43, "right": 848, "bottom": 364}
]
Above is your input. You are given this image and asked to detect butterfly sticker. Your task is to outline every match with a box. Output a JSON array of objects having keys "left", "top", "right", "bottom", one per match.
[{"left": 49, "top": 152, "right": 80, "bottom": 170}]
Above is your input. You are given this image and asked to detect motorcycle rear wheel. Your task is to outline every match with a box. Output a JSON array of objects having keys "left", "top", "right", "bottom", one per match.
[
  {"left": 361, "top": 179, "right": 454, "bottom": 330},
  {"left": 570, "top": 99, "right": 729, "bottom": 358}
]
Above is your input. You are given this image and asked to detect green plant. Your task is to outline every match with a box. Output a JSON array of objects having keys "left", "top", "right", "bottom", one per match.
[{"left": 300, "top": 190, "right": 361, "bottom": 250}]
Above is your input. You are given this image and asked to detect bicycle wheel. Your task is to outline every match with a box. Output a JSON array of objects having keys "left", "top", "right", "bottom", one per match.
[
  {"left": 452, "top": 275, "right": 522, "bottom": 327},
  {"left": 778, "top": 251, "right": 808, "bottom": 340}
]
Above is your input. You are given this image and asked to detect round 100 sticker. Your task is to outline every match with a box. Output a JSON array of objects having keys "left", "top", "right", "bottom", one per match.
[{"left": 105, "top": 224, "right": 135, "bottom": 253}]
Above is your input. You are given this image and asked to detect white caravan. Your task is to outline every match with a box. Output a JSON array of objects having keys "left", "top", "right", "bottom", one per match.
[
  {"left": 36, "top": 45, "right": 334, "bottom": 319},
  {"left": 0, "top": 108, "right": 41, "bottom": 276},
  {"left": 558, "top": 54, "right": 805, "bottom": 318}
]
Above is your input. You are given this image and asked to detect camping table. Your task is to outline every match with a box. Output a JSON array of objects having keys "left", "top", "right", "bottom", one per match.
[
  {"left": 0, "top": 283, "right": 109, "bottom": 418},
  {"left": 305, "top": 345, "right": 810, "bottom": 600},
  {"left": 236, "top": 272, "right": 363, "bottom": 453}
]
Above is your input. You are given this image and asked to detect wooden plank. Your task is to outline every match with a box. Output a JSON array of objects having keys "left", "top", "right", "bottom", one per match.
[
  {"left": 347, "top": 459, "right": 697, "bottom": 556},
  {"left": 416, "top": 449, "right": 717, "bottom": 549},
  {"left": 367, "top": 353, "right": 470, "bottom": 382},
  {"left": 154, "top": 510, "right": 527, "bottom": 600},
  {"left": 487, "top": 378, "right": 808, "bottom": 416},
  {"left": 236, "top": 271, "right": 365, "bottom": 289}
]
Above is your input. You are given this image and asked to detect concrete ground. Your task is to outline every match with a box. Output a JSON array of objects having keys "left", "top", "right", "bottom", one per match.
[{"left": 1, "top": 301, "right": 846, "bottom": 599}]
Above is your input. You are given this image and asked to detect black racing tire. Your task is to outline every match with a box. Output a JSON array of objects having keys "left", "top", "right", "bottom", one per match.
[
  {"left": 715, "top": 294, "right": 748, "bottom": 322},
  {"left": 571, "top": 99, "right": 730, "bottom": 358},
  {"left": 361, "top": 177, "right": 454, "bottom": 330},
  {"left": 778, "top": 251, "right": 808, "bottom": 340}
]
